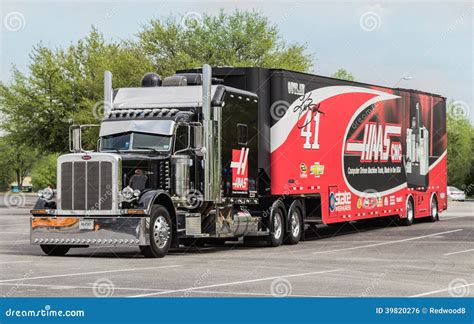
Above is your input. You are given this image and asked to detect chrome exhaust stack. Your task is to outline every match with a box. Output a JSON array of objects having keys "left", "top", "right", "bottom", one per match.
[
  {"left": 202, "top": 64, "right": 219, "bottom": 202},
  {"left": 104, "top": 70, "right": 113, "bottom": 116}
]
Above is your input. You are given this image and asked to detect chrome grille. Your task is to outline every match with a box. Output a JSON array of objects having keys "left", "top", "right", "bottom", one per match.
[{"left": 60, "top": 161, "right": 113, "bottom": 210}]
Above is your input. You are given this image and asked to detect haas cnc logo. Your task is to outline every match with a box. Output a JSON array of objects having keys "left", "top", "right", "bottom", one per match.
[{"left": 231, "top": 148, "right": 249, "bottom": 191}]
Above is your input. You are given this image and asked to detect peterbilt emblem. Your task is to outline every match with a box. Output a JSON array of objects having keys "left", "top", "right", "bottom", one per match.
[{"left": 82, "top": 155, "right": 92, "bottom": 160}]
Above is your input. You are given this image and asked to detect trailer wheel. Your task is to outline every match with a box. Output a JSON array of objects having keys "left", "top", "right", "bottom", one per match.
[
  {"left": 428, "top": 196, "right": 439, "bottom": 222},
  {"left": 140, "top": 205, "right": 172, "bottom": 258},
  {"left": 40, "top": 244, "right": 70, "bottom": 256},
  {"left": 268, "top": 208, "right": 284, "bottom": 247},
  {"left": 285, "top": 206, "right": 303, "bottom": 245},
  {"left": 399, "top": 197, "right": 414, "bottom": 226}
]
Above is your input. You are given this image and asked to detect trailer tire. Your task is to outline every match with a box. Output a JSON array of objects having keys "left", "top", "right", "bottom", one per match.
[
  {"left": 399, "top": 197, "right": 414, "bottom": 226},
  {"left": 284, "top": 205, "right": 303, "bottom": 245},
  {"left": 428, "top": 196, "right": 439, "bottom": 222},
  {"left": 140, "top": 205, "right": 172, "bottom": 258},
  {"left": 40, "top": 244, "right": 70, "bottom": 256},
  {"left": 267, "top": 207, "right": 285, "bottom": 247}
]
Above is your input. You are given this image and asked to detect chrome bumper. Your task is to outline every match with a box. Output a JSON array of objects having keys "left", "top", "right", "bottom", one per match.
[{"left": 30, "top": 216, "right": 149, "bottom": 246}]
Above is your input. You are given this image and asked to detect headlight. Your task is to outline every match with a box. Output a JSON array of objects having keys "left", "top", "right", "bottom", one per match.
[
  {"left": 39, "top": 187, "right": 55, "bottom": 200},
  {"left": 121, "top": 186, "right": 135, "bottom": 200}
]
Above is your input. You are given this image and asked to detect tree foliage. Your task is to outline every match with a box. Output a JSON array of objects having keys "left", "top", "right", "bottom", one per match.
[
  {"left": 331, "top": 68, "right": 356, "bottom": 81},
  {"left": 138, "top": 10, "right": 313, "bottom": 77},
  {"left": 446, "top": 100, "right": 474, "bottom": 189},
  {"left": 30, "top": 152, "right": 60, "bottom": 190}
]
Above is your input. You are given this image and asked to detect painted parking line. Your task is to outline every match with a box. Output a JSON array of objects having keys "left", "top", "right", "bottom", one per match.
[
  {"left": 0, "top": 261, "right": 34, "bottom": 265},
  {"left": 0, "top": 282, "right": 325, "bottom": 297},
  {"left": 0, "top": 223, "right": 27, "bottom": 227},
  {"left": 130, "top": 269, "right": 341, "bottom": 297},
  {"left": 411, "top": 283, "right": 474, "bottom": 297},
  {"left": 312, "top": 229, "right": 463, "bottom": 254},
  {"left": 0, "top": 265, "right": 182, "bottom": 283},
  {"left": 443, "top": 248, "right": 474, "bottom": 256}
]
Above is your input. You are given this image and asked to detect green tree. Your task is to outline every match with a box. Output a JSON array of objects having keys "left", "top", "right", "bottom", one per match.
[
  {"left": 0, "top": 136, "right": 39, "bottom": 191},
  {"left": 138, "top": 10, "right": 313, "bottom": 77},
  {"left": 30, "top": 152, "right": 60, "bottom": 189},
  {"left": 0, "top": 28, "right": 154, "bottom": 153},
  {"left": 446, "top": 100, "right": 474, "bottom": 188},
  {"left": 0, "top": 138, "right": 15, "bottom": 191},
  {"left": 332, "top": 68, "right": 356, "bottom": 81}
]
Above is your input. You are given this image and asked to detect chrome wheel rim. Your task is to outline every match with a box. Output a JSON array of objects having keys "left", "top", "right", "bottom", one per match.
[
  {"left": 153, "top": 215, "right": 170, "bottom": 249},
  {"left": 406, "top": 200, "right": 413, "bottom": 222},
  {"left": 290, "top": 211, "right": 300, "bottom": 238},
  {"left": 273, "top": 213, "right": 282, "bottom": 240}
]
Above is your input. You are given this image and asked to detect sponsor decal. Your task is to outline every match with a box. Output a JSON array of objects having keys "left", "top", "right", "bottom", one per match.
[
  {"left": 288, "top": 81, "right": 305, "bottom": 95},
  {"left": 357, "top": 197, "right": 363, "bottom": 209},
  {"left": 310, "top": 162, "right": 325, "bottom": 177},
  {"left": 300, "top": 163, "right": 308, "bottom": 178},
  {"left": 330, "top": 191, "right": 352, "bottom": 212},
  {"left": 230, "top": 148, "right": 249, "bottom": 191},
  {"left": 345, "top": 122, "right": 402, "bottom": 163}
]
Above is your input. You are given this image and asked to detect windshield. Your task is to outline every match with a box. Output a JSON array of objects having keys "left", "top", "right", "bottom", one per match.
[{"left": 101, "top": 132, "right": 172, "bottom": 152}]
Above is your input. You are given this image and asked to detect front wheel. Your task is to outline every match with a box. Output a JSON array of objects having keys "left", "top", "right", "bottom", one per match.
[
  {"left": 140, "top": 205, "right": 172, "bottom": 258},
  {"left": 40, "top": 244, "right": 70, "bottom": 256}
]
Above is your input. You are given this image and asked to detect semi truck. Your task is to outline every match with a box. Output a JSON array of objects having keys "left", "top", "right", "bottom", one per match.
[{"left": 30, "top": 64, "right": 447, "bottom": 258}]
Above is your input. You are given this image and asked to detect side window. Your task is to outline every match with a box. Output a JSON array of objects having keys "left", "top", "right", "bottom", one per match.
[
  {"left": 237, "top": 123, "right": 248, "bottom": 145},
  {"left": 174, "top": 125, "right": 189, "bottom": 152}
]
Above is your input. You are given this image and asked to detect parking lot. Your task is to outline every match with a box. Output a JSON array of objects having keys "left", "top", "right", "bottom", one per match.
[{"left": 0, "top": 195, "right": 472, "bottom": 297}]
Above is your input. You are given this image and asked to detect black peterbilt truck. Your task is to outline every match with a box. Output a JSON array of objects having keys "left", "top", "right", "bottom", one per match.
[{"left": 31, "top": 64, "right": 447, "bottom": 257}]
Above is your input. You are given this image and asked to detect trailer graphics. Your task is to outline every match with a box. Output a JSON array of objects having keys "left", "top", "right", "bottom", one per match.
[{"left": 31, "top": 65, "right": 447, "bottom": 258}]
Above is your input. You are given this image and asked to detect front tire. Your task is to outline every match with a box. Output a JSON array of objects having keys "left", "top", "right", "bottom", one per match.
[
  {"left": 140, "top": 205, "right": 172, "bottom": 258},
  {"left": 40, "top": 244, "right": 70, "bottom": 256},
  {"left": 399, "top": 197, "right": 414, "bottom": 226}
]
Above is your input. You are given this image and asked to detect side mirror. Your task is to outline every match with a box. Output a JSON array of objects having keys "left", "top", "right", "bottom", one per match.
[{"left": 69, "top": 124, "right": 100, "bottom": 153}]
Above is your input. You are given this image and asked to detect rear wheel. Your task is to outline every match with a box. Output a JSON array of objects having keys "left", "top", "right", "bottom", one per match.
[
  {"left": 428, "top": 197, "right": 439, "bottom": 222},
  {"left": 140, "top": 205, "right": 172, "bottom": 258},
  {"left": 285, "top": 206, "right": 303, "bottom": 245},
  {"left": 267, "top": 208, "right": 284, "bottom": 247},
  {"left": 40, "top": 244, "right": 70, "bottom": 256},
  {"left": 399, "top": 197, "right": 414, "bottom": 226}
]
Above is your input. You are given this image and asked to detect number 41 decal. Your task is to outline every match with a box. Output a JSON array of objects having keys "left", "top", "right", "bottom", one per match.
[{"left": 301, "top": 110, "right": 320, "bottom": 149}]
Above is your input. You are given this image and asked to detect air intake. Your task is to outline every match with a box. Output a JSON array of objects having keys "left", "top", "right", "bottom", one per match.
[{"left": 141, "top": 73, "right": 162, "bottom": 87}]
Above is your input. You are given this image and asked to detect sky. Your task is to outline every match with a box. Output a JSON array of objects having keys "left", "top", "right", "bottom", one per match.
[{"left": 0, "top": 0, "right": 472, "bottom": 123}]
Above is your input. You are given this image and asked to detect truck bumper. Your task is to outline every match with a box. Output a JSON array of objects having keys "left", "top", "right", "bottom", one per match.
[{"left": 30, "top": 216, "right": 149, "bottom": 246}]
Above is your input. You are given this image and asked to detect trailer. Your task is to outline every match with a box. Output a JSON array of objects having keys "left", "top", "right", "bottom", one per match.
[{"left": 31, "top": 65, "right": 447, "bottom": 257}]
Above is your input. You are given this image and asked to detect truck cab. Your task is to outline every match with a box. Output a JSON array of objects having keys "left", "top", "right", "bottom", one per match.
[{"left": 31, "top": 65, "right": 265, "bottom": 258}]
